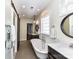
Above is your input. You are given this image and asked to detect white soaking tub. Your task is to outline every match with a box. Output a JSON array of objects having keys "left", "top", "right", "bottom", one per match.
[{"left": 30, "top": 39, "right": 48, "bottom": 59}]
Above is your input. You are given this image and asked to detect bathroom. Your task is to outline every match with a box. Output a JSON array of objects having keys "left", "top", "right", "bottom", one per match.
[{"left": 5, "top": 0, "right": 73, "bottom": 59}]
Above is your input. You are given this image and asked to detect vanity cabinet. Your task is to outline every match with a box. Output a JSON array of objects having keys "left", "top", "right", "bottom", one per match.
[
  {"left": 48, "top": 46, "right": 67, "bottom": 59},
  {"left": 27, "top": 33, "right": 39, "bottom": 40},
  {"left": 48, "top": 54, "right": 54, "bottom": 59}
]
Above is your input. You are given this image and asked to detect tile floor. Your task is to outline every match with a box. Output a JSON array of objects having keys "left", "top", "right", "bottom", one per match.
[{"left": 15, "top": 40, "right": 37, "bottom": 59}]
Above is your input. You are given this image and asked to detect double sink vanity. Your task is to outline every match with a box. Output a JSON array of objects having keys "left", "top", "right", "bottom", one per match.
[{"left": 47, "top": 12, "right": 73, "bottom": 59}]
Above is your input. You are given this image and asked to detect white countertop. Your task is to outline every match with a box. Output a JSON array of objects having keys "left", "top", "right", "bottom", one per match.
[
  {"left": 28, "top": 33, "right": 39, "bottom": 35},
  {"left": 47, "top": 40, "right": 73, "bottom": 59}
]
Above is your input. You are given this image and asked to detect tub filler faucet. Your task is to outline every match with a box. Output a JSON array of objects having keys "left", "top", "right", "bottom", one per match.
[{"left": 42, "top": 39, "right": 46, "bottom": 49}]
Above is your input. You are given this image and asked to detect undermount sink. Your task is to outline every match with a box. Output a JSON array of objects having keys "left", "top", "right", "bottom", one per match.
[
  {"left": 49, "top": 39, "right": 73, "bottom": 49},
  {"left": 69, "top": 43, "right": 73, "bottom": 48}
]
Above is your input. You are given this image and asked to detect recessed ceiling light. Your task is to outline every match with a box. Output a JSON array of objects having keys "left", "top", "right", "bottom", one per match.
[
  {"left": 37, "top": 9, "right": 40, "bottom": 11},
  {"left": 22, "top": 5, "right": 25, "bottom": 8}
]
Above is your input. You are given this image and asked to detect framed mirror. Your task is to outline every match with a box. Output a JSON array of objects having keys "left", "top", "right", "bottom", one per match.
[
  {"left": 35, "top": 25, "right": 39, "bottom": 32},
  {"left": 61, "top": 13, "right": 73, "bottom": 38}
]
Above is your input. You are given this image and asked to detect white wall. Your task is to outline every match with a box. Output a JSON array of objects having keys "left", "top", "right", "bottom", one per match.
[
  {"left": 5, "top": 0, "right": 12, "bottom": 25},
  {"left": 20, "top": 18, "right": 33, "bottom": 41},
  {"left": 14, "top": 13, "right": 18, "bottom": 53},
  {"left": 37, "top": 0, "right": 73, "bottom": 44}
]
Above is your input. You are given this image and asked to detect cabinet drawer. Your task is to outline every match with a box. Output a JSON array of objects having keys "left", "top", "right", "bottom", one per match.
[
  {"left": 48, "top": 46, "right": 67, "bottom": 59},
  {"left": 48, "top": 54, "right": 54, "bottom": 59},
  {"left": 48, "top": 47, "right": 57, "bottom": 55}
]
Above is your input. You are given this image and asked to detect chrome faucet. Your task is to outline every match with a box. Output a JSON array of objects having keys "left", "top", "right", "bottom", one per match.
[
  {"left": 42, "top": 37, "right": 46, "bottom": 49},
  {"left": 42, "top": 38, "right": 46, "bottom": 43}
]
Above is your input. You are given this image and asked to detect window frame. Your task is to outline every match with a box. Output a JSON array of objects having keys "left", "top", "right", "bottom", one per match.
[{"left": 40, "top": 15, "right": 50, "bottom": 35}]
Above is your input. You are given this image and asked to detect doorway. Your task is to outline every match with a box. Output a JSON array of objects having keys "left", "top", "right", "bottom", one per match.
[
  {"left": 27, "top": 23, "right": 33, "bottom": 40},
  {"left": 27, "top": 23, "right": 33, "bottom": 34}
]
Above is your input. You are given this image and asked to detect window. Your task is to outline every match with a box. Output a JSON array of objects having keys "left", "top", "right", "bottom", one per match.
[{"left": 41, "top": 16, "right": 50, "bottom": 35}]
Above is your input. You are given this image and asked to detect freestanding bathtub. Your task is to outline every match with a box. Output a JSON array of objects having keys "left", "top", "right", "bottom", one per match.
[{"left": 30, "top": 39, "right": 48, "bottom": 59}]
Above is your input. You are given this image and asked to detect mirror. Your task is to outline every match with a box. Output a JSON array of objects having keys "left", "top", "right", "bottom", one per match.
[
  {"left": 35, "top": 25, "right": 39, "bottom": 32},
  {"left": 61, "top": 13, "right": 73, "bottom": 38}
]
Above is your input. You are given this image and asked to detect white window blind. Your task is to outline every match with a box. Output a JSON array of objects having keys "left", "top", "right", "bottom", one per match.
[{"left": 41, "top": 16, "right": 50, "bottom": 35}]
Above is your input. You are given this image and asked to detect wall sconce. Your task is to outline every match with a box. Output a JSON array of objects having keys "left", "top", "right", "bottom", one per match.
[
  {"left": 33, "top": 20, "right": 36, "bottom": 23},
  {"left": 36, "top": 20, "right": 39, "bottom": 24}
]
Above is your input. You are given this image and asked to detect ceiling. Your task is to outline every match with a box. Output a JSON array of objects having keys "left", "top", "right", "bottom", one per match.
[{"left": 12, "top": 0, "right": 52, "bottom": 19}]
